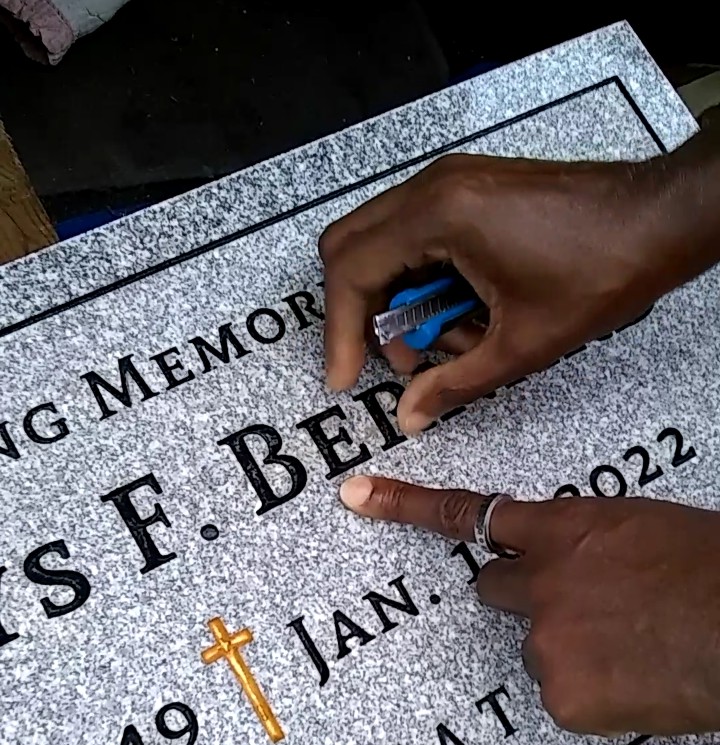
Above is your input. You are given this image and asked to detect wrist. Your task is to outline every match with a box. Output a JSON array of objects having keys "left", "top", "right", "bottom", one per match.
[
  {"left": 626, "top": 123, "right": 720, "bottom": 299},
  {"left": 682, "top": 509, "right": 720, "bottom": 733}
]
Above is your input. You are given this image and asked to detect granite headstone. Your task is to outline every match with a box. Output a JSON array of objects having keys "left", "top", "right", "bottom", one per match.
[{"left": 0, "top": 21, "right": 716, "bottom": 745}]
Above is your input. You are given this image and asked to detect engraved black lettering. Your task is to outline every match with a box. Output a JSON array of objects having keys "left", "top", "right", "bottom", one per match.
[
  {"left": 616, "top": 304, "right": 653, "bottom": 332},
  {"left": 476, "top": 685, "right": 517, "bottom": 737},
  {"left": 189, "top": 323, "right": 251, "bottom": 373},
  {"left": 23, "top": 540, "right": 91, "bottom": 619},
  {"left": 589, "top": 465, "right": 627, "bottom": 497},
  {"left": 437, "top": 724, "right": 468, "bottom": 745},
  {"left": 149, "top": 347, "right": 196, "bottom": 390},
  {"left": 218, "top": 424, "right": 307, "bottom": 514},
  {"left": 0, "top": 566, "right": 19, "bottom": 647},
  {"left": 287, "top": 615, "right": 330, "bottom": 687},
  {"left": 0, "top": 422, "right": 20, "bottom": 460},
  {"left": 120, "top": 725, "right": 144, "bottom": 744},
  {"left": 333, "top": 610, "right": 376, "bottom": 659},
  {"left": 450, "top": 542, "right": 480, "bottom": 584},
  {"left": 362, "top": 575, "right": 418, "bottom": 633},
  {"left": 156, "top": 702, "right": 198, "bottom": 744},
  {"left": 22, "top": 402, "right": 70, "bottom": 445},
  {"left": 100, "top": 474, "right": 178, "bottom": 574},
  {"left": 246, "top": 308, "right": 286, "bottom": 344},
  {"left": 658, "top": 427, "right": 697, "bottom": 467},
  {"left": 553, "top": 483, "right": 580, "bottom": 499},
  {"left": 353, "top": 381, "right": 407, "bottom": 451},
  {"left": 281, "top": 290, "right": 325, "bottom": 329},
  {"left": 440, "top": 405, "right": 467, "bottom": 421},
  {"left": 563, "top": 345, "right": 587, "bottom": 359},
  {"left": 623, "top": 445, "right": 663, "bottom": 487},
  {"left": 81, "top": 354, "right": 159, "bottom": 420},
  {"left": 296, "top": 405, "right": 371, "bottom": 479}
]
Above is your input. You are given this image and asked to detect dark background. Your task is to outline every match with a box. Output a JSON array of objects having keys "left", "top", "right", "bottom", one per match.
[{"left": 0, "top": 2, "right": 716, "bottom": 234}]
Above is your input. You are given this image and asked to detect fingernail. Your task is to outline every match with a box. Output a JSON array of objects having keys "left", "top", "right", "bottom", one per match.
[
  {"left": 340, "top": 476, "right": 373, "bottom": 509},
  {"left": 402, "top": 411, "right": 433, "bottom": 435}
]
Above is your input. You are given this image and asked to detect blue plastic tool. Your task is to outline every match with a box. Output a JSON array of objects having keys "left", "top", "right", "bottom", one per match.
[{"left": 373, "top": 276, "right": 481, "bottom": 351}]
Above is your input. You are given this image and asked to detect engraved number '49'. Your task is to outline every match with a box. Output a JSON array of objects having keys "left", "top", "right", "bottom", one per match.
[{"left": 121, "top": 702, "right": 198, "bottom": 745}]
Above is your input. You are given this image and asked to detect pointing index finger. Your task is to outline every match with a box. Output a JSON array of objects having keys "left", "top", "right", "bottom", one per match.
[
  {"left": 339, "top": 475, "right": 483, "bottom": 541},
  {"left": 339, "top": 476, "right": 547, "bottom": 554},
  {"left": 488, "top": 496, "right": 543, "bottom": 554}
]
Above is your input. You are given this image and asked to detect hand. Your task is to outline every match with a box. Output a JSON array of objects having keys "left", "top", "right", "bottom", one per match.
[
  {"left": 339, "top": 475, "right": 720, "bottom": 736},
  {"left": 319, "top": 151, "right": 696, "bottom": 434}
]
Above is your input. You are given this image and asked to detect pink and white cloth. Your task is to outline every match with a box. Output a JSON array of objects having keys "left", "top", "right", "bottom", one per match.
[{"left": 0, "top": 0, "right": 131, "bottom": 64}]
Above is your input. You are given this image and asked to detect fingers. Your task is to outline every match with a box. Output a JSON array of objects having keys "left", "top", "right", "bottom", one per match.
[
  {"left": 378, "top": 322, "right": 485, "bottom": 378},
  {"left": 319, "top": 179, "right": 420, "bottom": 391},
  {"left": 320, "top": 222, "right": 422, "bottom": 391},
  {"left": 433, "top": 324, "right": 487, "bottom": 356},
  {"left": 319, "top": 164, "right": 463, "bottom": 390},
  {"left": 339, "top": 475, "right": 486, "bottom": 541},
  {"left": 476, "top": 558, "right": 531, "bottom": 617},
  {"left": 396, "top": 330, "right": 523, "bottom": 433},
  {"left": 521, "top": 633, "right": 541, "bottom": 681},
  {"left": 322, "top": 278, "right": 371, "bottom": 390},
  {"left": 319, "top": 178, "right": 406, "bottom": 251},
  {"left": 381, "top": 337, "right": 421, "bottom": 376},
  {"left": 488, "top": 497, "right": 547, "bottom": 555},
  {"left": 339, "top": 476, "right": 552, "bottom": 554}
]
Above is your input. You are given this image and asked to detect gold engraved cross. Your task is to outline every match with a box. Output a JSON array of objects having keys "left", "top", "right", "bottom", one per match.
[{"left": 201, "top": 617, "right": 285, "bottom": 743}]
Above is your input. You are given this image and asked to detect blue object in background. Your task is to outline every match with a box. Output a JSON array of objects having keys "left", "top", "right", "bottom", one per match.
[
  {"left": 451, "top": 61, "right": 502, "bottom": 85},
  {"left": 55, "top": 202, "right": 150, "bottom": 242}
]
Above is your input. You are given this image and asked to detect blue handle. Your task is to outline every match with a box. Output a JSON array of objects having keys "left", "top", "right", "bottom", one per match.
[
  {"left": 403, "top": 298, "right": 477, "bottom": 350},
  {"left": 389, "top": 277, "right": 454, "bottom": 310},
  {"left": 389, "top": 278, "right": 479, "bottom": 351}
]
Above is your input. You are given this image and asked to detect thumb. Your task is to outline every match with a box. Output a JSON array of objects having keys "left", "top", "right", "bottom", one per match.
[{"left": 397, "top": 330, "right": 524, "bottom": 434}]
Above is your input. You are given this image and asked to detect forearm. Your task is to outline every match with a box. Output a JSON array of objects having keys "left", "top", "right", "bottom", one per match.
[{"left": 636, "top": 113, "right": 720, "bottom": 296}]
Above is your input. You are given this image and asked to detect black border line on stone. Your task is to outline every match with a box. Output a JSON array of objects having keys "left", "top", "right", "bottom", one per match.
[{"left": 0, "top": 75, "right": 666, "bottom": 342}]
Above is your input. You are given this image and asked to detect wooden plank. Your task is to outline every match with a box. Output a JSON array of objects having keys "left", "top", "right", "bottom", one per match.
[{"left": 0, "top": 118, "right": 56, "bottom": 265}]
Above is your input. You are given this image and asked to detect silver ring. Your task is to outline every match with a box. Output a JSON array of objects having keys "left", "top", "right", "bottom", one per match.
[{"left": 474, "top": 493, "right": 516, "bottom": 558}]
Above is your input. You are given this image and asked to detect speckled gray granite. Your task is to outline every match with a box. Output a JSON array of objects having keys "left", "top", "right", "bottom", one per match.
[{"left": 0, "top": 21, "right": 716, "bottom": 745}]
